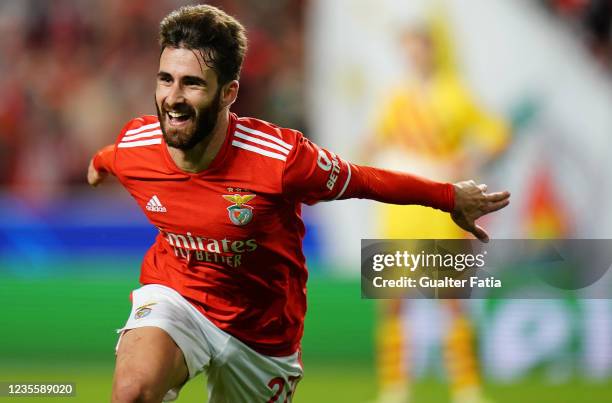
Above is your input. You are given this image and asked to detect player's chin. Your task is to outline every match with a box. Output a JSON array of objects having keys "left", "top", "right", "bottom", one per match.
[{"left": 163, "top": 129, "right": 197, "bottom": 149}]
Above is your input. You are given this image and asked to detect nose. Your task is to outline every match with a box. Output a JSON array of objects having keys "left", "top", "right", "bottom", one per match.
[{"left": 165, "top": 82, "right": 185, "bottom": 107}]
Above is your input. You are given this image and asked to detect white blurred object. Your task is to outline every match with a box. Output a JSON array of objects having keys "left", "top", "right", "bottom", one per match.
[{"left": 306, "top": 0, "right": 612, "bottom": 269}]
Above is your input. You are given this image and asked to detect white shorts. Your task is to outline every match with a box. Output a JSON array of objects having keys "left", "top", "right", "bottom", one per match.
[{"left": 116, "top": 284, "right": 303, "bottom": 403}]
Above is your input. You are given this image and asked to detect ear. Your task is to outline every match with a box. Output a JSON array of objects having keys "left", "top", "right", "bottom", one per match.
[{"left": 220, "top": 80, "right": 239, "bottom": 108}]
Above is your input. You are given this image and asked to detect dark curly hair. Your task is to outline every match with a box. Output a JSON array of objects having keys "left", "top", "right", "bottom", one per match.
[{"left": 159, "top": 5, "right": 247, "bottom": 86}]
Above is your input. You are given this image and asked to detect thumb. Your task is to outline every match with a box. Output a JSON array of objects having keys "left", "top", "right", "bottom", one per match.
[
  {"left": 470, "top": 224, "right": 489, "bottom": 243},
  {"left": 87, "top": 159, "right": 107, "bottom": 187}
]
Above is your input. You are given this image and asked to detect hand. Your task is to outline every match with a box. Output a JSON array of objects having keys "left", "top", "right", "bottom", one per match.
[
  {"left": 451, "top": 180, "right": 510, "bottom": 242},
  {"left": 87, "top": 158, "right": 108, "bottom": 187}
]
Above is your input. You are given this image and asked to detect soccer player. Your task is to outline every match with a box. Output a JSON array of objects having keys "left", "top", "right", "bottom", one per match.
[
  {"left": 87, "top": 5, "right": 510, "bottom": 403},
  {"left": 366, "top": 19, "right": 509, "bottom": 403}
]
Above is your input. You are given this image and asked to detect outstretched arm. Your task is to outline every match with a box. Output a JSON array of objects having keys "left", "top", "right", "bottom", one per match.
[
  {"left": 87, "top": 144, "right": 115, "bottom": 187},
  {"left": 282, "top": 135, "right": 510, "bottom": 242},
  {"left": 341, "top": 165, "right": 510, "bottom": 242}
]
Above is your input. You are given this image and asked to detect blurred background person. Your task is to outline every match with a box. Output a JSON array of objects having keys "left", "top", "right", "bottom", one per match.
[{"left": 363, "top": 10, "right": 509, "bottom": 403}]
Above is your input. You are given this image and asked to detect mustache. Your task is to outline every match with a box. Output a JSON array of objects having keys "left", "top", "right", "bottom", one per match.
[{"left": 162, "top": 103, "right": 195, "bottom": 115}]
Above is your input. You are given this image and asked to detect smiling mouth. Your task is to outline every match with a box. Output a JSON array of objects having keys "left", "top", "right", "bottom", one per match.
[{"left": 166, "top": 111, "right": 192, "bottom": 126}]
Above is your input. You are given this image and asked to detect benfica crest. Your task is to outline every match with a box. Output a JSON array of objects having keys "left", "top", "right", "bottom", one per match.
[
  {"left": 222, "top": 194, "right": 256, "bottom": 226},
  {"left": 134, "top": 302, "right": 156, "bottom": 319}
]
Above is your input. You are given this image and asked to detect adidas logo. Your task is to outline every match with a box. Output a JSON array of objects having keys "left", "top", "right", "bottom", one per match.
[{"left": 146, "top": 195, "right": 167, "bottom": 213}]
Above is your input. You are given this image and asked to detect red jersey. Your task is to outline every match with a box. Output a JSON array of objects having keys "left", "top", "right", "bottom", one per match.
[{"left": 94, "top": 113, "right": 454, "bottom": 356}]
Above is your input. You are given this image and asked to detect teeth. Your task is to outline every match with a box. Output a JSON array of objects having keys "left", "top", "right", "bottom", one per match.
[{"left": 168, "top": 111, "right": 187, "bottom": 118}]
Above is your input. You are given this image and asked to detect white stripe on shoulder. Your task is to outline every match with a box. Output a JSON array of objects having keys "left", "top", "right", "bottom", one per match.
[
  {"left": 118, "top": 138, "right": 162, "bottom": 148},
  {"left": 332, "top": 160, "right": 352, "bottom": 200},
  {"left": 233, "top": 131, "right": 290, "bottom": 155},
  {"left": 123, "top": 129, "right": 162, "bottom": 141},
  {"left": 125, "top": 122, "right": 161, "bottom": 136},
  {"left": 235, "top": 123, "right": 293, "bottom": 151},
  {"left": 231, "top": 140, "right": 287, "bottom": 161}
]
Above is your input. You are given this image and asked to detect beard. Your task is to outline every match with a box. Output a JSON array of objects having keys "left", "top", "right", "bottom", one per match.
[{"left": 156, "top": 90, "right": 222, "bottom": 150}]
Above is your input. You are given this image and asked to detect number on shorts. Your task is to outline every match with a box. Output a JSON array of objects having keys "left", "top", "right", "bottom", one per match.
[
  {"left": 284, "top": 375, "right": 300, "bottom": 402},
  {"left": 267, "top": 375, "right": 301, "bottom": 403},
  {"left": 267, "top": 377, "right": 284, "bottom": 403}
]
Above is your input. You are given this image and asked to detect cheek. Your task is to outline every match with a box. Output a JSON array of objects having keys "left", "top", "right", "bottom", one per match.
[
  {"left": 155, "top": 85, "right": 171, "bottom": 105},
  {"left": 155, "top": 90, "right": 164, "bottom": 107},
  {"left": 187, "top": 88, "right": 215, "bottom": 108},
  {"left": 189, "top": 95, "right": 209, "bottom": 111}
]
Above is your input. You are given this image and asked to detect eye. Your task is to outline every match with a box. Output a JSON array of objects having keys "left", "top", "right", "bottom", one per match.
[
  {"left": 157, "top": 74, "right": 172, "bottom": 84},
  {"left": 185, "top": 79, "right": 204, "bottom": 88}
]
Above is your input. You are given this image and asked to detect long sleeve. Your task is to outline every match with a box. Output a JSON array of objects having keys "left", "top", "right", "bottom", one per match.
[
  {"left": 341, "top": 164, "right": 455, "bottom": 212},
  {"left": 282, "top": 132, "right": 455, "bottom": 212},
  {"left": 92, "top": 144, "right": 116, "bottom": 175}
]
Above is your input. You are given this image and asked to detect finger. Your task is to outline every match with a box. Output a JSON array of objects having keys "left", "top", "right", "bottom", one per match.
[
  {"left": 485, "top": 191, "right": 511, "bottom": 202},
  {"left": 471, "top": 224, "right": 489, "bottom": 243},
  {"left": 89, "top": 175, "right": 101, "bottom": 187},
  {"left": 482, "top": 199, "right": 510, "bottom": 214},
  {"left": 88, "top": 170, "right": 106, "bottom": 187},
  {"left": 459, "top": 218, "right": 489, "bottom": 243},
  {"left": 87, "top": 160, "right": 97, "bottom": 184},
  {"left": 87, "top": 169, "right": 99, "bottom": 186},
  {"left": 478, "top": 183, "right": 488, "bottom": 193}
]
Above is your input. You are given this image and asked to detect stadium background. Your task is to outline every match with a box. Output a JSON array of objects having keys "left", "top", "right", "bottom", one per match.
[{"left": 1, "top": 0, "right": 611, "bottom": 402}]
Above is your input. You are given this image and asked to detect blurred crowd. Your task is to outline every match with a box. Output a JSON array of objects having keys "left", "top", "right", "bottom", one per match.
[
  {"left": 0, "top": 0, "right": 306, "bottom": 201},
  {"left": 543, "top": 0, "right": 612, "bottom": 68},
  {"left": 2, "top": 0, "right": 610, "bottom": 203}
]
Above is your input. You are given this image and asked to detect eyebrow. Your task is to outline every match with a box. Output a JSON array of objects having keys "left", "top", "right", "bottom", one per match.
[{"left": 157, "top": 71, "right": 207, "bottom": 86}]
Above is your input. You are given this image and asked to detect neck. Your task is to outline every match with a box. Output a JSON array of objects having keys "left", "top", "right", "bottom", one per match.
[{"left": 167, "top": 109, "right": 230, "bottom": 173}]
